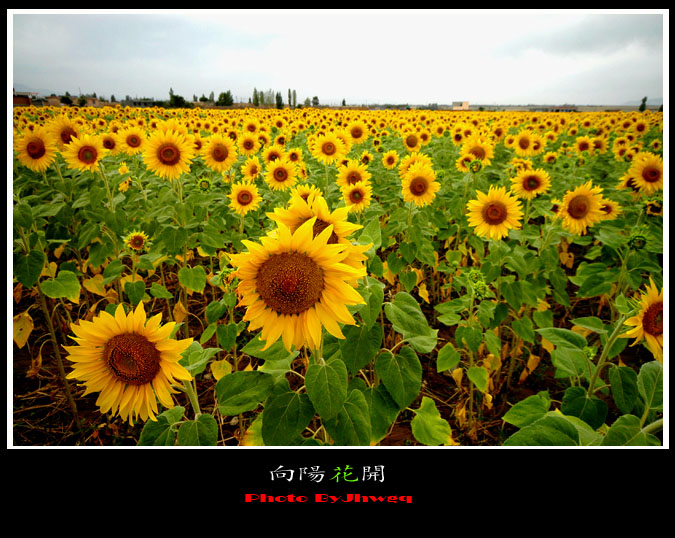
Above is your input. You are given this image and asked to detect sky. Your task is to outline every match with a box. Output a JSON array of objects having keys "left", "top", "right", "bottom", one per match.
[{"left": 9, "top": 9, "right": 667, "bottom": 107}]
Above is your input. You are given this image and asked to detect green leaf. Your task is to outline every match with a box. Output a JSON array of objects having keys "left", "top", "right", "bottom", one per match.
[
  {"left": 502, "top": 391, "right": 552, "bottom": 428},
  {"left": 467, "top": 367, "right": 488, "bottom": 393},
  {"left": 178, "top": 265, "right": 206, "bottom": 293},
  {"left": 261, "top": 390, "right": 315, "bottom": 446},
  {"left": 384, "top": 292, "right": 437, "bottom": 353},
  {"left": 216, "top": 322, "right": 239, "bottom": 351},
  {"left": 511, "top": 315, "right": 535, "bottom": 343},
  {"left": 358, "top": 217, "right": 381, "bottom": 251},
  {"left": 561, "top": 386, "right": 608, "bottom": 430},
  {"left": 179, "top": 341, "right": 222, "bottom": 376},
  {"left": 503, "top": 414, "right": 580, "bottom": 446},
  {"left": 216, "top": 371, "right": 274, "bottom": 416},
  {"left": 323, "top": 389, "right": 371, "bottom": 446},
  {"left": 411, "top": 397, "right": 453, "bottom": 446},
  {"left": 359, "top": 277, "right": 384, "bottom": 328},
  {"left": 601, "top": 414, "right": 659, "bottom": 446},
  {"left": 177, "top": 414, "right": 218, "bottom": 446},
  {"left": 637, "top": 361, "right": 663, "bottom": 411},
  {"left": 363, "top": 385, "right": 400, "bottom": 444},
  {"left": 551, "top": 347, "right": 590, "bottom": 379},
  {"left": 205, "top": 300, "right": 228, "bottom": 324},
  {"left": 240, "top": 335, "right": 297, "bottom": 363},
  {"left": 437, "top": 343, "right": 460, "bottom": 372},
  {"left": 609, "top": 366, "right": 639, "bottom": 415},
  {"left": 149, "top": 282, "right": 174, "bottom": 299},
  {"left": 536, "top": 327, "right": 587, "bottom": 349},
  {"left": 500, "top": 280, "right": 523, "bottom": 310},
  {"left": 399, "top": 270, "right": 417, "bottom": 293},
  {"left": 455, "top": 325, "right": 482, "bottom": 353},
  {"left": 339, "top": 323, "right": 383, "bottom": 375},
  {"left": 386, "top": 252, "right": 405, "bottom": 275},
  {"left": 484, "top": 330, "right": 502, "bottom": 357},
  {"left": 124, "top": 280, "right": 145, "bottom": 306},
  {"left": 14, "top": 249, "right": 45, "bottom": 288},
  {"left": 137, "top": 406, "right": 184, "bottom": 446},
  {"left": 571, "top": 316, "right": 607, "bottom": 334},
  {"left": 102, "top": 259, "right": 124, "bottom": 283},
  {"left": 159, "top": 225, "right": 189, "bottom": 256},
  {"left": 40, "top": 270, "right": 81, "bottom": 301},
  {"left": 399, "top": 241, "right": 417, "bottom": 264},
  {"left": 305, "top": 358, "right": 348, "bottom": 420},
  {"left": 375, "top": 346, "right": 422, "bottom": 410},
  {"left": 532, "top": 309, "right": 554, "bottom": 328}
]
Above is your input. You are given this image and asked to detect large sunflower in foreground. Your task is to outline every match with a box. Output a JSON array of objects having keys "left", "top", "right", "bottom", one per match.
[
  {"left": 229, "top": 218, "right": 366, "bottom": 352},
  {"left": 510, "top": 167, "right": 552, "bottom": 200},
  {"left": 143, "top": 129, "right": 195, "bottom": 181},
  {"left": 624, "top": 152, "right": 663, "bottom": 196},
  {"left": 558, "top": 181, "right": 605, "bottom": 235},
  {"left": 202, "top": 133, "right": 238, "bottom": 173},
  {"left": 64, "top": 303, "right": 193, "bottom": 425},
  {"left": 622, "top": 277, "right": 663, "bottom": 363},
  {"left": 466, "top": 185, "right": 523, "bottom": 241},
  {"left": 229, "top": 181, "right": 262, "bottom": 216},
  {"left": 14, "top": 126, "right": 58, "bottom": 173},
  {"left": 61, "top": 133, "right": 108, "bottom": 173}
]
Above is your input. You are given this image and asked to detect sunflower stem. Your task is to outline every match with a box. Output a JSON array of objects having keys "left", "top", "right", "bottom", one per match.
[
  {"left": 182, "top": 379, "right": 201, "bottom": 417},
  {"left": 587, "top": 314, "right": 626, "bottom": 397}
]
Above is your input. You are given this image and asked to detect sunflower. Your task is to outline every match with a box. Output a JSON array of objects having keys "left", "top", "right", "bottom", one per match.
[
  {"left": 124, "top": 230, "right": 149, "bottom": 251},
  {"left": 289, "top": 184, "right": 323, "bottom": 205},
  {"left": 513, "top": 130, "right": 537, "bottom": 157},
  {"left": 62, "top": 133, "right": 108, "bottom": 173},
  {"left": 382, "top": 149, "right": 399, "bottom": 170},
  {"left": 625, "top": 152, "right": 663, "bottom": 196},
  {"left": 466, "top": 185, "right": 523, "bottom": 241},
  {"left": 398, "top": 151, "right": 432, "bottom": 178},
  {"left": 264, "top": 157, "right": 298, "bottom": 191},
  {"left": 229, "top": 218, "right": 367, "bottom": 351},
  {"left": 64, "top": 303, "right": 194, "bottom": 425},
  {"left": 48, "top": 114, "right": 82, "bottom": 148},
  {"left": 574, "top": 135, "right": 593, "bottom": 154},
  {"left": 597, "top": 197, "right": 622, "bottom": 221},
  {"left": 202, "top": 133, "right": 238, "bottom": 173},
  {"left": 461, "top": 135, "right": 495, "bottom": 167},
  {"left": 241, "top": 156, "right": 262, "bottom": 182},
  {"left": 229, "top": 181, "right": 262, "bottom": 216},
  {"left": 337, "top": 159, "right": 372, "bottom": 188},
  {"left": 143, "top": 129, "right": 195, "bottom": 181},
  {"left": 622, "top": 278, "right": 663, "bottom": 362},
  {"left": 310, "top": 132, "right": 346, "bottom": 165},
  {"left": 510, "top": 168, "right": 552, "bottom": 200},
  {"left": 237, "top": 132, "right": 262, "bottom": 156},
  {"left": 402, "top": 130, "right": 422, "bottom": 152},
  {"left": 342, "top": 181, "right": 372, "bottom": 213},
  {"left": 346, "top": 120, "right": 369, "bottom": 145},
  {"left": 117, "top": 126, "right": 147, "bottom": 156},
  {"left": 100, "top": 133, "right": 121, "bottom": 155},
  {"left": 401, "top": 161, "right": 441, "bottom": 207},
  {"left": 14, "top": 126, "right": 58, "bottom": 173},
  {"left": 263, "top": 145, "right": 286, "bottom": 164},
  {"left": 558, "top": 181, "right": 605, "bottom": 235},
  {"left": 455, "top": 153, "right": 474, "bottom": 173}
]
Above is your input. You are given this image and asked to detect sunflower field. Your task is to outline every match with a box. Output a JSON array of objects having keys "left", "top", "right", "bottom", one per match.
[{"left": 12, "top": 104, "right": 664, "bottom": 447}]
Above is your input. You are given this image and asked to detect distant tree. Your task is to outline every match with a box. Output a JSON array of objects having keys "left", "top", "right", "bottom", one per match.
[
  {"left": 639, "top": 96, "right": 648, "bottom": 112},
  {"left": 659, "top": 104, "right": 663, "bottom": 112},
  {"left": 217, "top": 91, "right": 234, "bottom": 106},
  {"left": 341, "top": 98, "right": 346, "bottom": 106},
  {"left": 169, "top": 89, "right": 189, "bottom": 108},
  {"left": 77, "top": 95, "right": 87, "bottom": 107},
  {"left": 110, "top": 94, "right": 116, "bottom": 102},
  {"left": 209, "top": 91, "right": 214, "bottom": 102},
  {"left": 312, "top": 96, "right": 319, "bottom": 107},
  {"left": 199, "top": 94, "right": 209, "bottom": 102},
  {"left": 252, "top": 88, "right": 259, "bottom": 107},
  {"left": 292, "top": 89, "right": 297, "bottom": 108},
  {"left": 61, "top": 94, "right": 73, "bottom": 105},
  {"left": 275, "top": 91, "right": 283, "bottom": 109},
  {"left": 304, "top": 97, "right": 311, "bottom": 107},
  {"left": 288, "top": 88, "right": 292, "bottom": 107}
]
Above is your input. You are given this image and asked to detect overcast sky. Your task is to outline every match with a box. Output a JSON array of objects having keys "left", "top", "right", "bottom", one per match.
[{"left": 10, "top": 9, "right": 667, "bottom": 106}]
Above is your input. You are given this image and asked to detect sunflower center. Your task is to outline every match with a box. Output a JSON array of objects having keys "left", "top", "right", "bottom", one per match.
[
  {"left": 211, "top": 144, "right": 228, "bottom": 162},
  {"left": 349, "top": 189, "right": 364, "bottom": 203},
  {"left": 243, "top": 139, "right": 254, "bottom": 150},
  {"left": 78, "top": 146, "right": 98, "bottom": 164},
  {"left": 482, "top": 201, "right": 507, "bottom": 225},
  {"left": 104, "top": 333, "right": 161, "bottom": 385},
  {"left": 351, "top": 127, "right": 363, "bottom": 139},
  {"left": 409, "top": 176, "right": 428, "bottom": 196},
  {"left": 518, "top": 137, "right": 530, "bottom": 150},
  {"left": 158, "top": 143, "right": 180, "bottom": 165},
  {"left": 524, "top": 175, "right": 541, "bottom": 191},
  {"left": 27, "top": 140, "right": 46, "bottom": 159},
  {"left": 347, "top": 172, "right": 361, "bottom": 185},
  {"left": 60, "top": 128, "right": 77, "bottom": 145},
  {"left": 103, "top": 137, "right": 116, "bottom": 149},
  {"left": 642, "top": 166, "right": 661, "bottom": 183},
  {"left": 257, "top": 252, "right": 325, "bottom": 315},
  {"left": 126, "top": 135, "right": 141, "bottom": 148},
  {"left": 643, "top": 301, "right": 663, "bottom": 336},
  {"left": 405, "top": 134, "right": 418, "bottom": 148},
  {"left": 322, "top": 142, "right": 336, "bottom": 156},
  {"left": 578, "top": 141, "right": 590, "bottom": 152},
  {"left": 273, "top": 167, "right": 289, "bottom": 182},
  {"left": 237, "top": 190, "right": 252, "bottom": 205},
  {"left": 568, "top": 195, "right": 590, "bottom": 219},
  {"left": 312, "top": 218, "right": 339, "bottom": 244},
  {"left": 470, "top": 146, "right": 486, "bottom": 160},
  {"left": 129, "top": 235, "right": 145, "bottom": 249}
]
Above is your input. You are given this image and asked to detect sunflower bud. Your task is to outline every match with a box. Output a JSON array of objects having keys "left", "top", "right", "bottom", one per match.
[{"left": 469, "top": 159, "right": 483, "bottom": 173}]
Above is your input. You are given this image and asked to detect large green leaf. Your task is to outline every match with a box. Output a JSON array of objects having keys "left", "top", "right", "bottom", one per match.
[
  {"left": 323, "top": 389, "right": 371, "bottom": 446},
  {"left": 384, "top": 292, "right": 437, "bottom": 353},
  {"left": 561, "top": 386, "right": 608, "bottom": 430},
  {"left": 503, "top": 413, "right": 580, "bottom": 446},
  {"left": 40, "top": 270, "right": 81, "bottom": 301},
  {"left": 14, "top": 249, "right": 45, "bottom": 289},
  {"left": 637, "top": 361, "right": 663, "bottom": 412},
  {"left": 262, "top": 390, "right": 315, "bottom": 446},
  {"left": 177, "top": 414, "right": 218, "bottom": 446},
  {"left": 502, "top": 391, "right": 551, "bottom": 428},
  {"left": 339, "top": 323, "right": 382, "bottom": 375},
  {"left": 178, "top": 265, "right": 206, "bottom": 293},
  {"left": 375, "top": 346, "right": 422, "bottom": 410},
  {"left": 216, "top": 371, "right": 274, "bottom": 416},
  {"left": 609, "top": 366, "right": 639, "bottom": 415},
  {"left": 305, "top": 357, "right": 348, "bottom": 420},
  {"left": 411, "top": 397, "right": 453, "bottom": 446},
  {"left": 137, "top": 406, "right": 185, "bottom": 446}
]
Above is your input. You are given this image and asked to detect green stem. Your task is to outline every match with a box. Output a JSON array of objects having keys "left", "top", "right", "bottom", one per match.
[
  {"left": 182, "top": 379, "right": 201, "bottom": 417},
  {"left": 588, "top": 314, "right": 626, "bottom": 396}
]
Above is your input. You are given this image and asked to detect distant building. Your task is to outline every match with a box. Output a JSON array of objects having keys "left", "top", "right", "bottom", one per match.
[
  {"left": 121, "top": 97, "right": 157, "bottom": 107},
  {"left": 13, "top": 89, "right": 39, "bottom": 106},
  {"left": 452, "top": 101, "right": 469, "bottom": 111}
]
